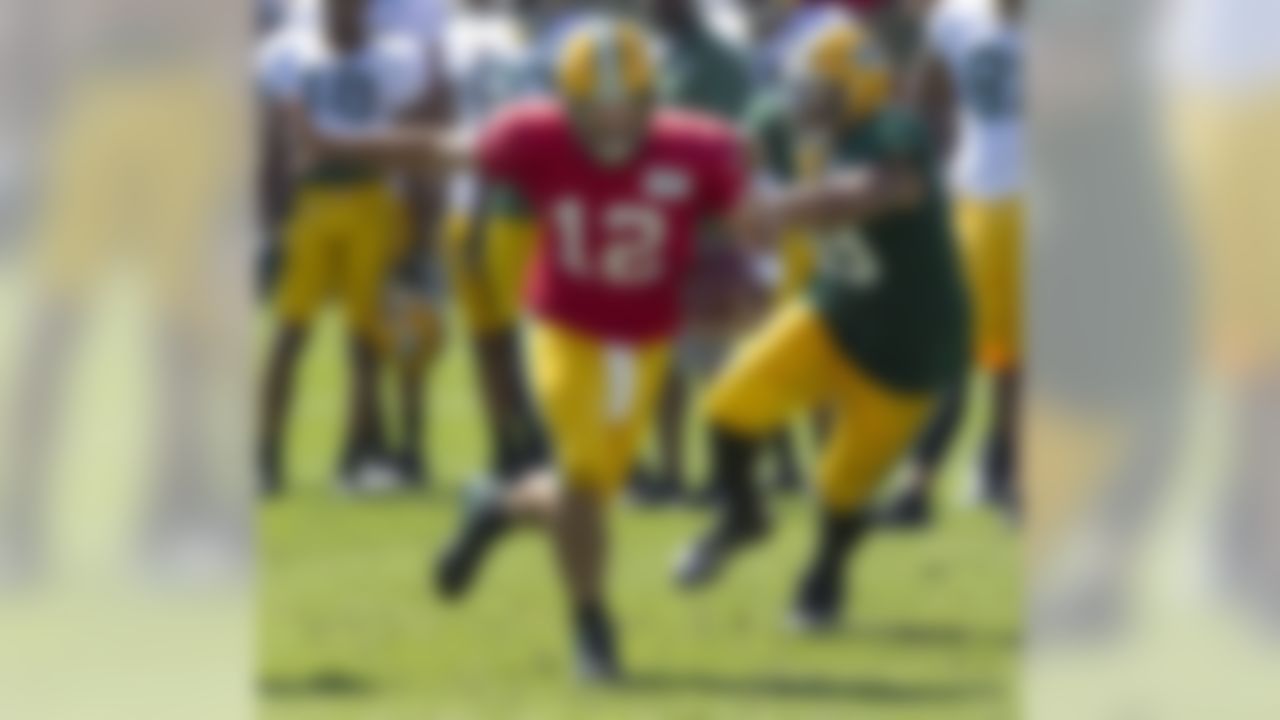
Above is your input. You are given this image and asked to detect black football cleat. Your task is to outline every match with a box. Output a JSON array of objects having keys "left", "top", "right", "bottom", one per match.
[
  {"left": 434, "top": 481, "right": 510, "bottom": 600},
  {"left": 789, "top": 566, "right": 845, "bottom": 633},
  {"left": 877, "top": 488, "right": 934, "bottom": 530},
  {"left": 627, "top": 468, "right": 687, "bottom": 509},
  {"left": 574, "top": 609, "right": 623, "bottom": 684},
  {"left": 673, "top": 508, "right": 768, "bottom": 590}
]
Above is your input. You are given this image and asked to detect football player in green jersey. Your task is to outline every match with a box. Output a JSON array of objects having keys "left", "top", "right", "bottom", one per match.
[{"left": 676, "top": 13, "right": 971, "bottom": 630}]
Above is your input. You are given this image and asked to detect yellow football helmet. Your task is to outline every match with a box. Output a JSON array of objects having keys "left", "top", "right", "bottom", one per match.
[
  {"left": 554, "top": 17, "right": 658, "bottom": 107},
  {"left": 784, "top": 15, "right": 891, "bottom": 121},
  {"left": 553, "top": 17, "right": 659, "bottom": 165}
]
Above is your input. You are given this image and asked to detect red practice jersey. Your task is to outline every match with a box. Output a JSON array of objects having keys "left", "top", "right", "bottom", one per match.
[{"left": 477, "top": 100, "right": 748, "bottom": 342}]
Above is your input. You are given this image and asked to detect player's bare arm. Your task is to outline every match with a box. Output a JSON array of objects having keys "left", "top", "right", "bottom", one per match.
[{"left": 281, "top": 99, "right": 473, "bottom": 173}]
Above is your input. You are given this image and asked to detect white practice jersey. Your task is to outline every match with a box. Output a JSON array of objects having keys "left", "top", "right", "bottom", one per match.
[
  {"left": 1158, "top": 0, "right": 1280, "bottom": 92},
  {"left": 442, "top": 8, "right": 532, "bottom": 210},
  {"left": 929, "top": 0, "right": 1024, "bottom": 200},
  {"left": 258, "top": 27, "right": 428, "bottom": 138},
  {"left": 282, "top": 0, "right": 449, "bottom": 47}
]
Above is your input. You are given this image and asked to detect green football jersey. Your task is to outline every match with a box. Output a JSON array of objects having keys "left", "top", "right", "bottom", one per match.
[{"left": 749, "top": 96, "right": 970, "bottom": 392}]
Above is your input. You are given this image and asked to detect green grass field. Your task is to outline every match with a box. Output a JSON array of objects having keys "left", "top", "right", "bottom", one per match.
[{"left": 260, "top": 313, "right": 1021, "bottom": 720}]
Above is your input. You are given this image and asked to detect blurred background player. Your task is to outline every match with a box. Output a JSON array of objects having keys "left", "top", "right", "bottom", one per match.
[
  {"left": 0, "top": 0, "right": 247, "bottom": 582},
  {"left": 441, "top": 0, "right": 548, "bottom": 488},
  {"left": 425, "top": 18, "right": 752, "bottom": 680},
  {"left": 256, "top": 0, "right": 438, "bottom": 496},
  {"left": 1161, "top": 0, "right": 1280, "bottom": 628},
  {"left": 260, "top": 0, "right": 449, "bottom": 290},
  {"left": 676, "top": 14, "right": 970, "bottom": 631},
  {"left": 885, "top": 0, "right": 1023, "bottom": 527},
  {"left": 260, "top": 0, "right": 450, "bottom": 489}
]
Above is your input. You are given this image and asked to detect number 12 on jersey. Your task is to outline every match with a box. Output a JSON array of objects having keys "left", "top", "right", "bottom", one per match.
[{"left": 552, "top": 197, "right": 668, "bottom": 288}]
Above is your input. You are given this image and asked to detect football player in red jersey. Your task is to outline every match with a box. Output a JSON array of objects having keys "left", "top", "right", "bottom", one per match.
[
  {"left": 430, "top": 21, "right": 750, "bottom": 680},
  {"left": 302, "top": 16, "right": 751, "bottom": 679}
]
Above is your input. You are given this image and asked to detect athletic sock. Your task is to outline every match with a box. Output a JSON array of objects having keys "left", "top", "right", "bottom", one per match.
[
  {"left": 574, "top": 602, "right": 609, "bottom": 636},
  {"left": 914, "top": 382, "right": 964, "bottom": 468},
  {"left": 812, "top": 510, "right": 872, "bottom": 580},
  {"left": 493, "top": 409, "right": 548, "bottom": 479},
  {"left": 493, "top": 430, "right": 525, "bottom": 479},
  {"left": 258, "top": 441, "right": 281, "bottom": 493},
  {"left": 573, "top": 601, "right": 616, "bottom": 659},
  {"left": 984, "top": 428, "right": 1018, "bottom": 518},
  {"left": 710, "top": 427, "right": 763, "bottom": 524}
]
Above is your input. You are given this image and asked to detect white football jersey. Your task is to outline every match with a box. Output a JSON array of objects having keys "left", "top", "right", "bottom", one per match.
[
  {"left": 257, "top": 27, "right": 428, "bottom": 138},
  {"left": 929, "top": 0, "right": 1024, "bottom": 199}
]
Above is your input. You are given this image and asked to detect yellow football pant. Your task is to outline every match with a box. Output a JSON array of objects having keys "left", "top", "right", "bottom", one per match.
[
  {"left": 275, "top": 183, "right": 406, "bottom": 347},
  {"left": 707, "top": 301, "right": 936, "bottom": 513},
  {"left": 528, "top": 321, "right": 672, "bottom": 500},
  {"left": 35, "top": 72, "right": 233, "bottom": 307},
  {"left": 445, "top": 211, "right": 537, "bottom": 335},
  {"left": 955, "top": 196, "right": 1024, "bottom": 371}
]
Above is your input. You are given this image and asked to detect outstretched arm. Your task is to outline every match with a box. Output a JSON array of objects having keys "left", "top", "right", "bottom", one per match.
[
  {"left": 725, "top": 161, "right": 926, "bottom": 246},
  {"left": 279, "top": 100, "right": 472, "bottom": 175}
]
